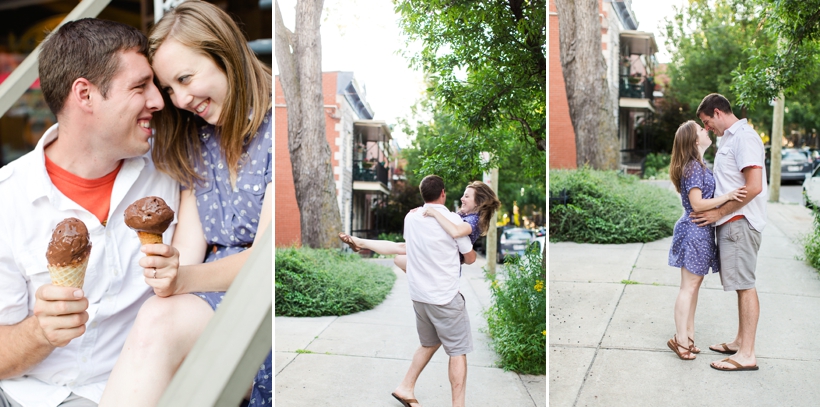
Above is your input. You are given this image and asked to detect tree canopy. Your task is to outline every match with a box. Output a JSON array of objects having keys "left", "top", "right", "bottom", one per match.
[
  {"left": 394, "top": 0, "right": 546, "bottom": 170},
  {"left": 732, "top": 0, "right": 820, "bottom": 108}
]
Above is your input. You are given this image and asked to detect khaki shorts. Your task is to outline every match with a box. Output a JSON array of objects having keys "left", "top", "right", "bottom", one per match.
[
  {"left": 412, "top": 292, "right": 473, "bottom": 356},
  {"left": 717, "top": 218, "right": 762, "bottom": 291}
]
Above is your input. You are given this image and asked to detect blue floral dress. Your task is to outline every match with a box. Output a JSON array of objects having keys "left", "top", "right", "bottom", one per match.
[
  {"left": 668, "top": 162, "right": 720, "bottom": 275},
  {"left": 191, "top": 109, "right": 272, "bottom": 405},
  {"left": 457, "top": 212, "right": 480, "bottom": 274}
]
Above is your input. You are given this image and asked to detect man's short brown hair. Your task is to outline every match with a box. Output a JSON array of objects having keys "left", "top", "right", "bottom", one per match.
[
  {"left": 696, "top": 93, "right": 733, "bottom": 118},
  {"left": 39, "top": 18, "right": 148, "bottom": 116},
  {"left": 419, "top": 175, "right": 445, "bottom": 203}
]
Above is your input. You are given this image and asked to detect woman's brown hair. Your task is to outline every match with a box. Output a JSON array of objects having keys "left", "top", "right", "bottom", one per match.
[
  {"left": 669, "top": 120, "right": 706, "bottom": 193},
  {"left": 148, "top": 1, "right": 272, "bottom": 188},
  {"left": 465, "top": 181, "right": 502, "bottom": 236}
]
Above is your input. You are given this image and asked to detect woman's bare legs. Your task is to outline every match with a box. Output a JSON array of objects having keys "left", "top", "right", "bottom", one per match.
[
  {"left": 673, "top": 267, "right": 704, "bottom": 358},
  {"left": 345, "top": 235, "right": 406, "bottom": 255},
  {"left": 99, "top": 294, "right": 214, "bottom": 407},
  {"left": 394, "top": 255, "right": 407, "bottom": 272}
]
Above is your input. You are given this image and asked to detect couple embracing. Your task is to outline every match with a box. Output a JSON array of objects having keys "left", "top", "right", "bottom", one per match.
[{"left": 667, "top": 93, "right": 766, "bottom": 371}]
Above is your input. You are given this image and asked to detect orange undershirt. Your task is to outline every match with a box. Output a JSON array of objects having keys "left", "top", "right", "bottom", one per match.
[
  {"left": 725, "top": 165, "right": 763, "bottom": 224},
  {"left": 45, "top": 154, "right": 123, "bottom": 225}
]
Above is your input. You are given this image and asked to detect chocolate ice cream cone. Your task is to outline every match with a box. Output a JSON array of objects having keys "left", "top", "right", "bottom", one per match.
[{"left": 48, "top": 256, "right": 89, "bottom": 289}]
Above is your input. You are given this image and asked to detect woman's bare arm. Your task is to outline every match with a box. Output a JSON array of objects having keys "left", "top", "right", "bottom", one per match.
[
  {"left": 423, "top": 208, "right": 472, "bottom": 238},
  {"left": 688, "top": 186, "right": 747, "bottom": 213}
]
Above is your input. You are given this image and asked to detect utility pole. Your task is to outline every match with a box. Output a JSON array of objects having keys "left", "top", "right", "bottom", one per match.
[
  {"left": 770, "top": 92, "right": 784, "bottom": 203},
  {"left": 485, "top": 167, "right": 499, "bottom": 274}
]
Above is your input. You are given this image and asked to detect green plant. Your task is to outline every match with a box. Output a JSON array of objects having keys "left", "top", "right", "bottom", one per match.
[
  {"left": 621, "top": 280, "right": 639, "bottom": 285},
  {"left": 377, "top": 232, "right": 405, "bottom": 243},
  {"left": 484, "top": 245, "right": 546, "bottom": 375},
  {"left": 804, "top": 208, "right": 820, "bottom": 270},
  {"left": 275, "top": 247, "right": 396, "bottom": 317},
  {"left": 549, "top": 168, "right": 681, "bottom": 243},
  {"left": 643, "top": 153, "right": 671, "bottom": 179}
]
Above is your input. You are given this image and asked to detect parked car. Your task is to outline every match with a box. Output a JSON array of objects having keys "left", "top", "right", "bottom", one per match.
[
  {"left": 803, "top": 164, "right": 820, "bottom": 208},
  {"left": 766, "top": 148, "right": 814, "bottom": 184},
  {"left": 498, "top": 228, "right": 535, "bottom": 263}
]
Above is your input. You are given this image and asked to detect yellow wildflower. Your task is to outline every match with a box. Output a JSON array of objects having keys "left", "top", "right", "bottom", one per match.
[
  {"left": 542, "top": 330, "right": 546, "bottom": 336},
  {"left": 534, "top": 280, "right": 544, "bottom": 292}
]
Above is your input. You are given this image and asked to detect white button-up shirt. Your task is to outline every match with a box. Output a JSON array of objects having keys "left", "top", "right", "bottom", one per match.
[
  {"left": 404, "top": 204, "right": 473, "bottom": 305},
  {"left": 0, "top": 124, "right": 179, "bottom": 407},
  {"left": 713, "top": 118, "right": 768, "bottom": 231}
]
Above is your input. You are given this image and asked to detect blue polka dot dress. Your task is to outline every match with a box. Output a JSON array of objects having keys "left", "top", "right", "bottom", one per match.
[
  {"left": 668, "top": 162, "right": 720, "bottom": 275},
  {"left": 191, "top": 108, "right": 272, "bottom": 405}
]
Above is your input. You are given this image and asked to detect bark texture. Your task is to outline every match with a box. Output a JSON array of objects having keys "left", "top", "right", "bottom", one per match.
[
  {"left": 275, "top": 0, "right": 342, "bottom": 248},
  {"left": 554, "top": 0, "right": 619, "bottom": 169}
]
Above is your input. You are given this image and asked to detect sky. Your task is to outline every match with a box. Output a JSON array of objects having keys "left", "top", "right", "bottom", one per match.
[
  {"left": 272, "top": 0, "right": 685, "bottom": 147},
  {"left": 629, "top": 0, "right": 687, "bottom": 64}
]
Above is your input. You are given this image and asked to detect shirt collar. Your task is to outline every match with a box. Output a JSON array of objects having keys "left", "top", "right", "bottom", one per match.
[
  {"left": 723, "top": 118, "right": 747, "bottom": 137},
  {"left": 24, "top": 123, "right": 148, "bottom": 204}
]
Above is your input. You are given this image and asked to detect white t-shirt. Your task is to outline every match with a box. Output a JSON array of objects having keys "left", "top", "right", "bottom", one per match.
[
  {"left": 713, "top": 118, "right": 768, "bottom": 231},
  {"left": 404, "top": 204, "right": 473, "bottom": 305},
  {"left": 0, "top": 124, "right": 180, "bottom": 407}
]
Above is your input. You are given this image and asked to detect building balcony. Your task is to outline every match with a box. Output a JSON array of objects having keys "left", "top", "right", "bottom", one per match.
[{"left": 619, "top": 75, "right": 654, "bottom": 100}]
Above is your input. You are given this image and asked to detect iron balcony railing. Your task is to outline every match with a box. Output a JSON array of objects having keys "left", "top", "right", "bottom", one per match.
[
  {"left": 353, "top": 160, "right": 388, "bottom": 185},
  {"left": 619, "top": 75, "right": 655, "bottom": 100}
]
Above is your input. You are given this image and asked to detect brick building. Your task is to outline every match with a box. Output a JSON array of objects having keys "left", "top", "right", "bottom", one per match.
[
  {"left": 549, "top": 0, "right": 658, "bottom": 172},
  {"left": 275, "top": 72, "right": 395, "bottom": 246}
]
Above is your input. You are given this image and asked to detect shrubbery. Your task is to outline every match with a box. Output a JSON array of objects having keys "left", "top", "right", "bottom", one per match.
[
  {"left": 804, "top": 208, "right": 820, "bottom": 270},
  {"left": 549, "top": 168, "right": 681, "bottom": 243},
  {"left": 275, "top": 247, "right": 396, "bottom": 316},
  {"left": 643, "top": 152, "right": 671, "bottom": 179},
  {"left": 484, "top": 244, "right": 546, "bottom": 375}
]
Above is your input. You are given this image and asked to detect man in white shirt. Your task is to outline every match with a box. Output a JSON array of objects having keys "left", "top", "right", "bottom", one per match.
[
  {"left": 692, "top": 93, "right": 766, "bottom": 372},
  {"left": 0, "top": 19, "right": 178, "bottom": 407},
  {"left": 392, "top": 175, "right": 476, "bottom": 407}
]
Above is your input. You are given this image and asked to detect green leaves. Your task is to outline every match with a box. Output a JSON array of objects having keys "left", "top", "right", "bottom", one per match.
[
  {"left": 274, "top": 247, "right": 396, "bottom": 317},
  {"left": 394, "top": 0, "right": 545, "bottom": 152}
]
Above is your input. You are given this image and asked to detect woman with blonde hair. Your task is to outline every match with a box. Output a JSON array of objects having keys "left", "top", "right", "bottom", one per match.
[
  {"left": 666, "top": 120, "right": 745, "bottom": 361},
  {"left": 100, "top": 1, "right": 272, "bottom": 405},
  {"left": 339, "top": 180, "right": 501, "bottom": 269}
]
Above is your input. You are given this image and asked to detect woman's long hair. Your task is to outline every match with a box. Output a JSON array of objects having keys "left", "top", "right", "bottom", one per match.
[
  {"left": 466, "top": 181, "right": 501, "bottom": 236},
  {"left": 669, "top": 120, "right": 706, "bottom": 193},
  {"left": 148, "top": 1, "right": 272, "bottom": 188}
]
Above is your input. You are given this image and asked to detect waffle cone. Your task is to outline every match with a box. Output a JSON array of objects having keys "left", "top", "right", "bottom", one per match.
[
  {"left": 137, "top": 231, "right": 163, "bottom": 256},
  {"left": 48, "top": 256, "right": 89, "bottom": 289}
]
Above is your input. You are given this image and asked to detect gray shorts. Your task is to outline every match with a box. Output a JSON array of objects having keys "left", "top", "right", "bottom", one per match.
[
  {"left": 412, "top": 292, "right": 473, "bottom": 356},
  {"left": 0, "top": 388, "right": 95, "bottom": 407},
  {"left": 717, "top": 218, "right": 762, "bottom": 291}
]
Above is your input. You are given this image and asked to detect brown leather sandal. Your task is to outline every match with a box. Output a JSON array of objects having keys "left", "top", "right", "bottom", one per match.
[
  {"left": 391, "top": 392, "right": 420, "bottom": 407},
  {"left": 709, "top": 342, "right": 738, "bottom": 355},
  {"left": 667, "top": 337, "right": 695, "bottom": 360},
  {"left": 710, "top": 357, "right": 759, "bottom": 371},
  {"left": 338, "top": 233, "right": 361, "bottom": 252},
  {"left": 689, "top": 337, "right": 700, "bottom": 354}
]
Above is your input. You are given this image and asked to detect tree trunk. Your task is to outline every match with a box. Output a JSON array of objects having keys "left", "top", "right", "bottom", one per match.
[
  {"left": 769, "top": 92, "right": 784, "bottom": 203},
  {"left": 554, "top": 0, "right": 619, "bottom": 169},
  {"left": 275, "top": 0, "right": 342, "bottom": 248}
]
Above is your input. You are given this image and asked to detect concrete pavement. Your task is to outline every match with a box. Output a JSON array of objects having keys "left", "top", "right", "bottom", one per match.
[
  {"left": 549, "top": 195, "right": 820, "bottom": 407},
  {"left": 275, "top": 257, "right": 546, "bottom": 407}
]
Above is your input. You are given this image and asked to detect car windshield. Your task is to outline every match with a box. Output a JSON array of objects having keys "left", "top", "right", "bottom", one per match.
[
  {"left": 504, "top": 231, "right": 532, "bottom": 240},
  {"left": 782, "top": 151, "right": 808, "bottom": 162}
]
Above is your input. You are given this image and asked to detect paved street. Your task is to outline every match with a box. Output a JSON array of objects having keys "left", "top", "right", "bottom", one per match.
[
  {"left": 549, "top": 187, "right": 819, "bottom": 406},
  {"left": 775, "top": 184, "right": 803, "bottom": 205},
  {"left": 275, "top": 257, "right": 545, "bottom": 407}
]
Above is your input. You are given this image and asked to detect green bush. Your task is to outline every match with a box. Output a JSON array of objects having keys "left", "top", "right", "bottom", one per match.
[
  {"left": 484, "top": 245, "right": 546, "bottom": 375},
  {"left": 643, "top": 152, "right": 671, "bottom": 180},
  {"left": 804, "top": 208, "right": 820, "bottom": 270},
  {"left": 549, "top": 168, "right": 681, "bottom": 243},
  {"left": 377, "top": 232, "right": 405, "bottom": 242},
  {"left": 275, "top": 247, "right": 396, "bottom": 317}
]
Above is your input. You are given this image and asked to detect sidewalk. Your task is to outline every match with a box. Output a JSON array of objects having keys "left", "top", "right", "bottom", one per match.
[
  {"left": 549, "top": 201, "right": 820, "bottom": 406},
  {"left": 275, "top": 256, "right": 546, "bottom": 406}
]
